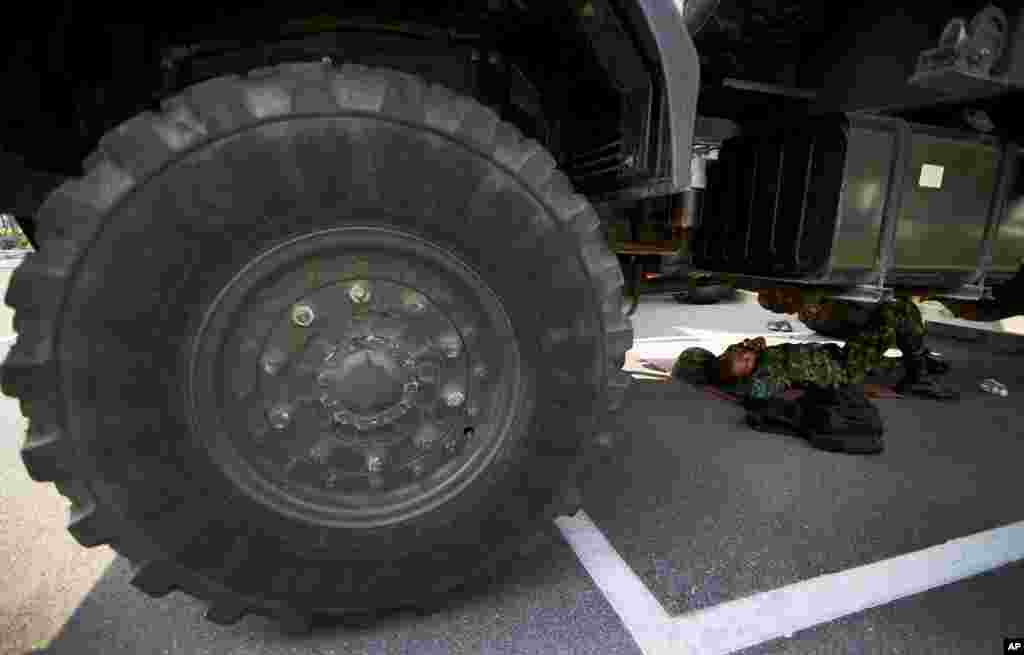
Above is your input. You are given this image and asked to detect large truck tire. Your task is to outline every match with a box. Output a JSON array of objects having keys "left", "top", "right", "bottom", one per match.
[{"left": 1, "top": 61, "right": 633, "bottom": 631}]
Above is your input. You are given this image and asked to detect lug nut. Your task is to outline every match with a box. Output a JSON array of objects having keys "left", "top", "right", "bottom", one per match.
[
  {"left": 438, "top": 334, "right": 461, "bottom": 358},
  {"left": 349, "top": 281, "right": 371, "bottom": 304},
  {"left": 332, "top": 411, "right": 350, "bottom": 425},
  {"left": 443, "top": 387, "right": 466, "bottom": 408},
  {"left": 291, "top": 303, "right": 316, "bottom": 327},
  {"left": 473, "top": 364, "right": 487, "bottom": 379},
  {"left": 324, "top": 469, "right": 339, "bottom": 489},
  {"left": 261, "top": 348, "right": 287, "bottom": 375},
  {"left": 317, "top": 371, "right": 332, "bottom": 386},
  {"left": 268, "top": 405, "right": 293, "bottom": 429},
  {"left": 366, "top": 453, "right": 385, "bottom": 473},
  {"left": 320, "top": 393, "right": 339, "bottom": 409}
]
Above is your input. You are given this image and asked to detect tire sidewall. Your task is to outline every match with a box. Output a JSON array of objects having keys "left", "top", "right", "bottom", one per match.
[{"left": 58, "top": 115, "right": 603, "bottom": 609}]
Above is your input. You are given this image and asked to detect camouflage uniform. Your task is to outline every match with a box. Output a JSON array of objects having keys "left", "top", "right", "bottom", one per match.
[
  {"left": 803, "top": 297, "right": 926, "bottom": 383},
  {"left": 673, "top": 297, "right": 928, "bottom": 400}
]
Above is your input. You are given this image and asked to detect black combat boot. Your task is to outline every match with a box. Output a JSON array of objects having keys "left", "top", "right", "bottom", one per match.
[
  {"left": 922, "top": 348, "right": 950, "bottom": 375},
  {"left": 896, "top": 347, "right": 959, "bottom": 401}
]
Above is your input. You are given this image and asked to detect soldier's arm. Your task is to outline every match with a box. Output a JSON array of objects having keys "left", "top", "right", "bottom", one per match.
[
  {"left": 749, "top": 376, "right": 787, "bottom": 400},
  {"left": 758, "top": 286, "right": 799, "bottom": 314},
  {"left": 757, "top": 285, "right": 831, "bottom": 322},
  {"left": 746, "top": 348, "right": 791, "bottom": 400}
]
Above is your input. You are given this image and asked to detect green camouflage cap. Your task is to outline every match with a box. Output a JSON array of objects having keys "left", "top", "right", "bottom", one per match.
[{"left": 672, "top": 347, "right": 718, "bottom": 384}]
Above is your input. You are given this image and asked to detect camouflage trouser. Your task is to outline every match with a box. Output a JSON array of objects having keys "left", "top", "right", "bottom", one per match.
[
  {"left": 765, "top": 298, "right": 925, "bottom": 388},
  {"left": 812, "top": 298, "right": 926, "bottom": 385}
]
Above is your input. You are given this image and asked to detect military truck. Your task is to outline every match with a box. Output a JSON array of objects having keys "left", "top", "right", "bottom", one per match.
[{"left": 1, "top": 0, "right": 1022, "bottom": 633}]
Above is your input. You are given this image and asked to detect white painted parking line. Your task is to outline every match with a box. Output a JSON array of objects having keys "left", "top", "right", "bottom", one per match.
[
  {"left": 556, "top": 511, "right": 672, "bottom": 655},
  {"left": 557, "top": 511, "right": 1024, "bottom": 655}
]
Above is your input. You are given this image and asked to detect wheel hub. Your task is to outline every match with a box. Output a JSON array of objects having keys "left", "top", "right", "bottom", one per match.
[
  {"left": 259, "top": 279, "right": 472, "bottom": 459},
  {"left": 316, "top": 335, "right": 418, "bottom": 428},
  {"left": 324, "top": 347, "right": 404, "bottom": 411},
  {"left": 190, "top": 227, "right": 522, "bottom": 527}
]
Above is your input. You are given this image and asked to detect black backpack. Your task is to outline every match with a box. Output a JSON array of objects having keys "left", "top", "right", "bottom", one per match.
[{"left": 744, "top": 385, "right": 885, "bottom": 455}]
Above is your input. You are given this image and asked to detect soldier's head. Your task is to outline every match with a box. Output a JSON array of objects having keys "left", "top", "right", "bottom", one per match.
[
  {"left": 718, "top": 347, "right": 757, "bottom": 383},
  {"left": 716, "top": 337, "right": 765, "bottom": 383}
]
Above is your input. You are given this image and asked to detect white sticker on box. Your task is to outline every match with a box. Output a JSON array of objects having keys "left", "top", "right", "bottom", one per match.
[{"left": 919, "top": 163, "right": 944, "bottom": 188}]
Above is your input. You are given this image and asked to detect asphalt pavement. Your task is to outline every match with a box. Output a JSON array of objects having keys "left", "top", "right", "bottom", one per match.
[
  {"left": 0, "top": 251, "right": 28, "bottom": 340},
  {"left": 0, "top": 340, "right": 116, "bottom": 655},
  {"left": 1, "top": 287, "right": 1022, "bottom": 655}
]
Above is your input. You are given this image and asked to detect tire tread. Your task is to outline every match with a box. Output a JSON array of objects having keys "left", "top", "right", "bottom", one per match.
[{"left": 1, "top": 59, "right": 631, "bottom": 632}]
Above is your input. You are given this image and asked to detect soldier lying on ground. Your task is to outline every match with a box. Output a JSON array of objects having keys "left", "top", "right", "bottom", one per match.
[{"left": 673, "top": 295, "right": 958, "bottom": 401}]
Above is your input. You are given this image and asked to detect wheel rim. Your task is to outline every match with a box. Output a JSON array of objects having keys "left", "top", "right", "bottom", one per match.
[{"left": 188, "top": 226, "right": 523, "bottom": 528}]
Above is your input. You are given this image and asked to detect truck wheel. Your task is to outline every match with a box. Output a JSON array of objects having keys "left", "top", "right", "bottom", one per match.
[{"left": 2, "top": 62, "right": 632, "bottom": 631}]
